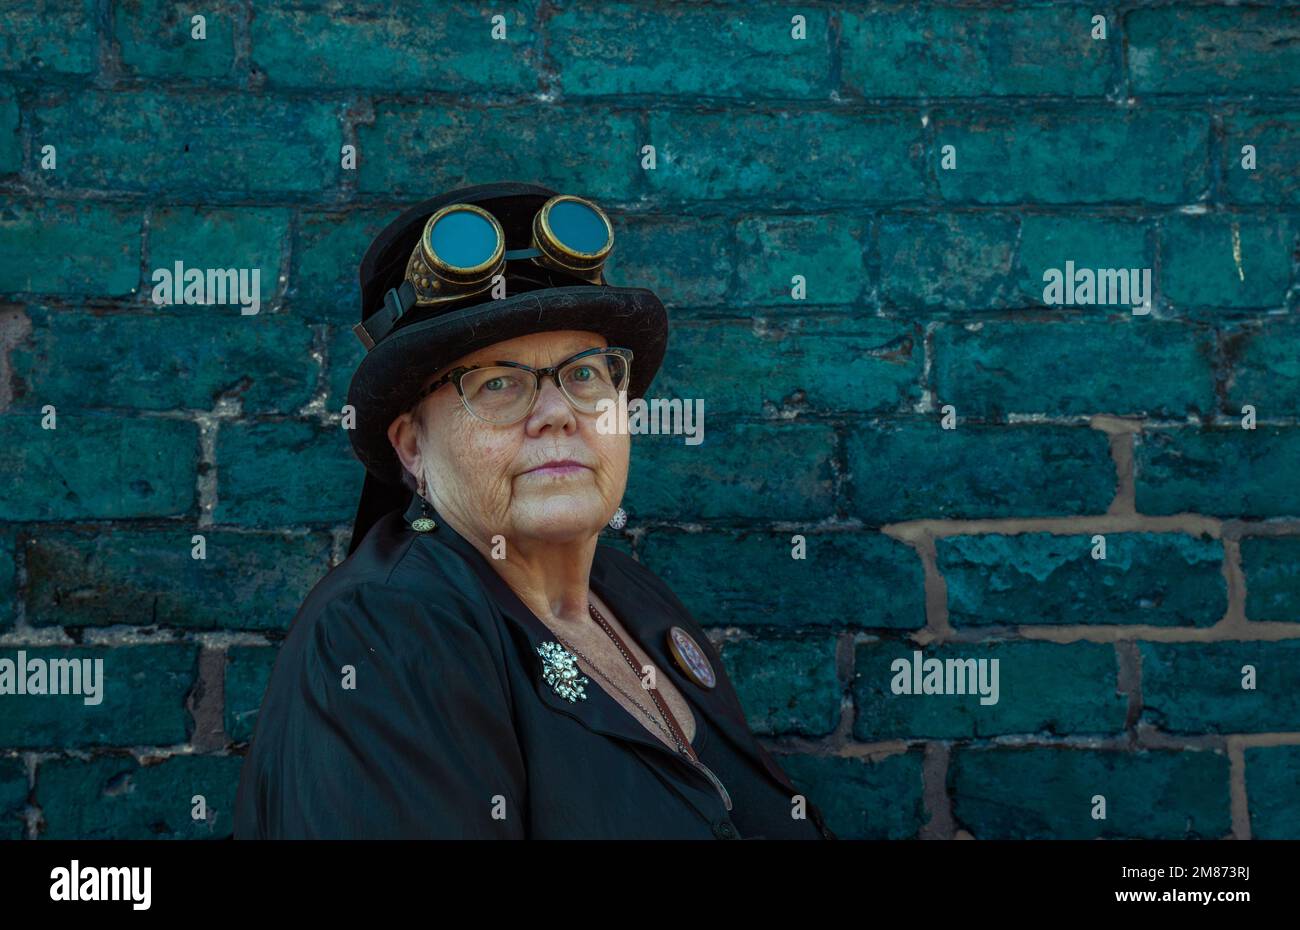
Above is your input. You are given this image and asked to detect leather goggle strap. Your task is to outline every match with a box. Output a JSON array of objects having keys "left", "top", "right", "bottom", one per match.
[
  {"left": 352, "top": 280, "right": 415, "bottom": 351},
  {"left": 352, "top": 248, "right": 566, "bottom": 352}
]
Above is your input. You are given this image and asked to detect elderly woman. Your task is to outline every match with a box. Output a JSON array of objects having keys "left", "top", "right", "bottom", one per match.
[{"left": 234, "top": 182, "right": 835, "bottom": 840}]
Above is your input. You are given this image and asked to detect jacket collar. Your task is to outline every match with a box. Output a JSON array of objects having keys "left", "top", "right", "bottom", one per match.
[{"left": 399, "top": 492, "right": 798, "bottom": 797}]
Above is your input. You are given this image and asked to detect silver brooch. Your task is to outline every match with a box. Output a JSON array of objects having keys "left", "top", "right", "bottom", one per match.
[{"left": 537, "top": 641, "right": 588, "bottom": 702}]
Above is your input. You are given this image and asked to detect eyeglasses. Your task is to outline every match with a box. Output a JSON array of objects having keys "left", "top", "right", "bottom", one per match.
[{"left": 407, "top": 347, "right": 634, "bottom": 426}]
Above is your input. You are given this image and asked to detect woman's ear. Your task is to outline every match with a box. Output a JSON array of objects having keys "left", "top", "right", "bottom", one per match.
[{"left": 388, "top": 410, "right": 422, "bottom": 478}]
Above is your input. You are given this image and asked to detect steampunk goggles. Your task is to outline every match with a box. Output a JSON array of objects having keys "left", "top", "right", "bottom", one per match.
[{"left": 353, "top": 193, "right": 615, "bottom": 350}]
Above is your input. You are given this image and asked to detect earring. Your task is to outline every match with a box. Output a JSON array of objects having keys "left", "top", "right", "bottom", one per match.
[
  {"left": 412, "top": 485, "right": 438, "bottom": 533},
  {"left": 607, "top": 506, "right": 627, "bottom": 530}
]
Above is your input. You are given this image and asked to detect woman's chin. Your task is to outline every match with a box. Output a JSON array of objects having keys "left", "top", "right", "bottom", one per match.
[{"left": 510, "top": 494, "right": 609, "bottom": 540}]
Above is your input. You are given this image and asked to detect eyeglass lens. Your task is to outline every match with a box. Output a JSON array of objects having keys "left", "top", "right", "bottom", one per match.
[{"left": 459, "top": 352, "right": 629, "bottom": 423}]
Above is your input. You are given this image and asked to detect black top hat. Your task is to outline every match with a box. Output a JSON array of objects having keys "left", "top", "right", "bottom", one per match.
[{"left": 345, "top": 181, "right": 669, "bottom": 553}]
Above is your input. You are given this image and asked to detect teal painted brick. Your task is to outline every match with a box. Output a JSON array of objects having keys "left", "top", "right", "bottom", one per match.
[
  {"left": 1245, "top": 745, "right": 1300, "bottom": 839},
  {"left": 327, "top": 323, "right": 366, "bottom": 412},
  {"left": 292, "top": 209, "right": 394, "bottom": 324},
  {"left": 116, "top": 0, "right": 237, "bottom": 79},
  {"left": 10, "top": 307, "right": 318, "bottom": 413},
  {"left": 842, "top": 7, "right": 1111, "bottom": 98},
  {"left": 357, "top": 105, "right": 640, "bottom": 202},
  {"left": 854, "top": 641, "right": 1127, "bottom": 740},
  {"left": 550, "top": 4, "right": 830, "bottom": 99},
  {"left": 638, "top": 529, "right": 925, "bottom": 631},
  {"left": 1224, "top": 111, "right": 1300, "bottom": 204},
  {"left": 937, "top": 532, "right": 1225, "bottom": 628},
  {"left": 24, "top": 529, "right": 331, "bottom": 631},
  {"left": 778, "top": 750, "right": 925, "bottom": 840},
  {"left": 225, "top": 646, "right": 278, "bottom": 743},
  {"left": 31, "top": 90, "right": 345, "bottom": 194},
  {"left": 732, "top": 213, "right": 869, "bottom": 305},
  {"left": 845, "top": 422, "right": 1115, "bottom": 522},
  {"left": 251, "top": 2, "right": 539, "bottom": 92},
  {"left": 1015, "top": 215, "right": 1151, "bottom": 307},
  {"left": 0, "top": 83, "right": 18, "bottom": 173},
  {"left": 721, "top": 636, "right": 839, "bottom": 737},
  {"left": 0, "top": 529, "right": 14, "bottom": 629},
  {"left": 655, "top": 318, "right": 920, "bottom": 416},
  {"left": 0, "top": 200, "right": 140, "bottom": 296},
  {"left": 0, "top": 414, "right": 198, "bottom": 520},
  {"left": 1140, "top": 641, "right": 1300, "bottom": 734},
  {"left": 603, "top": 214, "right": 735, "bottom": 308},
  {"left": 0, "top": 0, "right": 96, "bottom": 73},
  {"left": 150, "top": 206, "right": 289, "bottom": 302},
  {"left": 625, "top": 421, "right": 835, "bottom": 520},
  {"left": 1240, "top": 536, "right": 1300, "bottom": 621},
  {"left": 645, "top": 109, "right": 926, "bottom": 202},
  {"left": 1160, "top": 214, "right": 1294, "bottom": 311},
  {"left": 36, "top": 753, "right": 245, "bottom": 839},
  {"left": 0, "top": 645, "right": 197, "bottom": 748},
  {"left": 950, "top": 747, "right": 1231, "bottom": 839},
  {"left": 212, "top": 420, "right": 360, "bottom": 526},
  {"left": 878, "top": 213, "right": 1019, "bottom": 312},
  {"left": 1128, "top": 6, "right": 1300, "bottom": 95},
  {"left": 932, "top": 108, "right": 1208, "bottom": 204},
  {"left": 934, "top": 320, "right": 1215, "bottom": 418},
  {"left": 1225, "top": 319, "right": 1300, "bottom": 417},
  {"left": 0, "top": 756, "right": 25, "bottom": 839},
  {"left": 1134, "top": 426, "right": 1300, "bottom": 518}
]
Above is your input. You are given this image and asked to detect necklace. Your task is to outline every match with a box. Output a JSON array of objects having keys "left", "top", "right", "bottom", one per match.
[
  {"left": 551, "top": 599, "right": 733, "bottom": 812},
  {"left": 548, "top": 611, "right": 695, "bottom": 762}
]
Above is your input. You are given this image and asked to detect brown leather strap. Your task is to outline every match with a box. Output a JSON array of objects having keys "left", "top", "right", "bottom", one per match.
[{"left": 588, "top": 602, "right": 697, "bottom": 761}]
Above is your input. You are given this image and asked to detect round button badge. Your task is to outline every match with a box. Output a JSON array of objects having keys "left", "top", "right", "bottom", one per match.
[{"left": 667, "top": 626, "right": 716, "bottom": 690}]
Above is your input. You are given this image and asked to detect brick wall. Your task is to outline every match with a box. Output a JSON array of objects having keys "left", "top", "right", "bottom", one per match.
[{"left": 1, "top": 0, "right": 1297, "bottom": 839}]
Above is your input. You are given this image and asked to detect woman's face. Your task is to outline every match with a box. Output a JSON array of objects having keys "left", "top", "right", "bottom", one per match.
[{"left": 389, "top": 329, "right": 630, "bottom": 547}]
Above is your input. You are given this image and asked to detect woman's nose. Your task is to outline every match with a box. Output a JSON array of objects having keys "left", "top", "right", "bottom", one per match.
[{"left": 532, "top": 376, "right": 576, "bottom": 419}]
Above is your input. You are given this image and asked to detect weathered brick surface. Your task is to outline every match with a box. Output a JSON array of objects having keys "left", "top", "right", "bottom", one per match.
[
  {"left": 1139, "top": 641, "right": 1300, "bottom": 735},
  {"left": 0, "top": 646, "right": 197, "bottom": 749},
  {"left": 936, "top": 532, "right": 1226, "bottom": 628},
  {"left": 25, "top": 529, "right": 333, "bottom": 631},
  {"left": 854, "top": 641, "right": 1127, "bottom": 740},
  {"left": 639, "top": 529, "right": 925, "bottom": 630},
  {"left": 950, "top": 747, "right": 1231, "bottom": 839},
  {"left": 2, "top": 2, "right": 1297, "bottom": 840},
  {"left": 720, "top": 636, "right": 840, "bottom": 737}
]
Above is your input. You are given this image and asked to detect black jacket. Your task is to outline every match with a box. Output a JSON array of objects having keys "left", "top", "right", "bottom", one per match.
[{"left": 234, "top": 491, "right": 836, "bottom": 840}]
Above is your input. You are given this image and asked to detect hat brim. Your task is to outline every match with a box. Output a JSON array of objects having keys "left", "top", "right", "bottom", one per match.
[{"left": 346, "top": 284, "right": 669, "bottom": 489}]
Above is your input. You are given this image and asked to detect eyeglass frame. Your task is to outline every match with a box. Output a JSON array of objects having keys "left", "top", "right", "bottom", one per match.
[{"left": 404, "top": 345, "right": 635, "bottom": 425}]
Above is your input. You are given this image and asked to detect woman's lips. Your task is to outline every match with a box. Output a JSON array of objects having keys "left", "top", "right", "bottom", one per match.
[{"left": 522, "top": 461, "right": 590, "bottom": 477}]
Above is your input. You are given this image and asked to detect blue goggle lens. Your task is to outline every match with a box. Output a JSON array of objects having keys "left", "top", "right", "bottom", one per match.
[
  {"left": 548, "top": 199, "right": 609, "bottom": 255},
  {"left": 430, "top": 209, "right": 499, "bottom": 270}
]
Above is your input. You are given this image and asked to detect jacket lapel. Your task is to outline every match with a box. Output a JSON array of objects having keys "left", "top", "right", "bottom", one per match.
[
  {"left": 590, "top": 549, "right": 801, "bottom": 795},
  {"left": 403, "top": 492, "right": 797, "bottom": 798}
]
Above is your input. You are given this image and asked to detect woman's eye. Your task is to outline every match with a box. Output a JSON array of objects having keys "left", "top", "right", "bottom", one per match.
[
  {"left": 571, "top": 366, "right": 593, "bottom": 382},
  {"left": 484, "top": 376, "right": 516, "bottom": 392}
]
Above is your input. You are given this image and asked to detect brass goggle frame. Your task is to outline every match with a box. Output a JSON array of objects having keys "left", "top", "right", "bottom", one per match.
[{"left": 404, "top": 194, "right": 615, "bottom": 308}]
